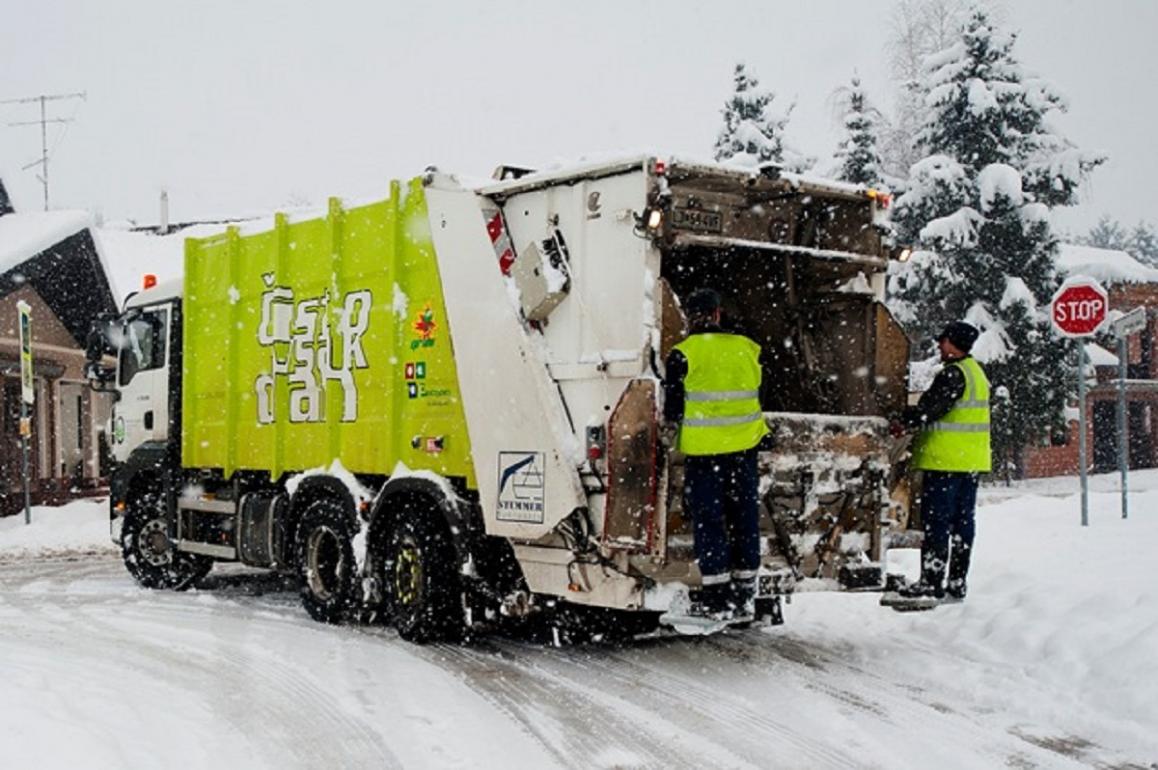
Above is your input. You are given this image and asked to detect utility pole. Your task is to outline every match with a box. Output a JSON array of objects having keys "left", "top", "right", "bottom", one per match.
[{"left": 1, "top": 91, "right": 86, "bottom": 210}]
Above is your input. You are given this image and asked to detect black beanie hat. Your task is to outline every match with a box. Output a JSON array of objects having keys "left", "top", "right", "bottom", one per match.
[
  {"left": 685, "top": 288, "right": 722, "bottom": 317},
  {"left": 938, "top": 321, "right": 980, "bottom": 353}
]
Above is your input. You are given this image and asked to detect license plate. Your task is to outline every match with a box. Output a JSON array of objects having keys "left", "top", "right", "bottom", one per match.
[{"left": 671, "top": 207, "right": 723, "bottom": 233}]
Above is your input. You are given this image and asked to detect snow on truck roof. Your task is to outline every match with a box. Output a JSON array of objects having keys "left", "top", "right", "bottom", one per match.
[{"left": 478, "top": 153, "right": 880, "bottom": 200}]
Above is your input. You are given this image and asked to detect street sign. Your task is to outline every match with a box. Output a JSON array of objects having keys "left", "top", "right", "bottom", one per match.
[
  {"left": 17, "top": 300, "right": 33, "bottom": 404},
  {"left": 15, "top": 299, "right": 33, "bottom": 526},
  {"left": 1051, "top": 279, "right": 1108, "bottom": 337},
  {"left": 1111, "top": 306, "right": 1147, "bottom": 338}
]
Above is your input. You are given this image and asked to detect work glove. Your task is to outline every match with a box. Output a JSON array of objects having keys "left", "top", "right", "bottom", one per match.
[{"left": 659, "top": 422, "right": 680, "bottom": 451}]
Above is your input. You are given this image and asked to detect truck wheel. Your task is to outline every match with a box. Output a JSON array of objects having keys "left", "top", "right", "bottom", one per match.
[
  {"left": 387, "top": 513, "right": 462, "bottom": 643},
  {"left": 295, "top": 498, "right": 358, "bottom": 624},
  {"left": 121, "top": 492, "right": 212, "bottom": 590}
]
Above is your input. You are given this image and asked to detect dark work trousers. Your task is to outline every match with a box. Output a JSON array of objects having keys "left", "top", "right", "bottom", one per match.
[
  {"left": 920, "top": 470, "right": 979, "bottom": 596},
  {"left": 684, "top": 449, "right": 761, "bottom": 608}
]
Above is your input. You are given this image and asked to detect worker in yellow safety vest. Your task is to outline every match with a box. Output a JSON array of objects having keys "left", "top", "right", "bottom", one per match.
[
  {"left": 890, "top": 320, "right": 991, "bottom": 603},
  {"left": 663, "top": 288, "right": 769, "bottom": 618}
]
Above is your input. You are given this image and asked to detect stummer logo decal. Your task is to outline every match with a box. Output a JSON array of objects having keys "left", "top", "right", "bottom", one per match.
[
  {"left": 254, "top": 273, "right": 372, "bottom": 424},
  {"left": 496, "top": 451, "right": 546, "bottom": 523}
]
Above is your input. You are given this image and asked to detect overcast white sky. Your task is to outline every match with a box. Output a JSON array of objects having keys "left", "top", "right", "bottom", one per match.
[{"left": 1, "top": 0, "right": 1153, "bottom": 236}]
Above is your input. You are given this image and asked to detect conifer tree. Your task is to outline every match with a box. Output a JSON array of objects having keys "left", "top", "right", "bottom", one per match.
[
  {"left": 714, "top": 63, "right": 812, "bottom": 172},
  {"left": 1128, "top": 221, "right": 1158, "bottom": 267},
  {"left": 888, "top": 8, "right": 1104, "bottom": 474},
  {"left": 833, "top": 76, "right": 884, "bottom": 187},
  {"left": 1084, "top": 215, "right": 1128, "bottom": 251}
]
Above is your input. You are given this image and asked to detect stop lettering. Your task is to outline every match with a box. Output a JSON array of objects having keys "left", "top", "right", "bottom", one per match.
[{"left": 1051, "top": 280, "right": 1108, "bottom": 337}]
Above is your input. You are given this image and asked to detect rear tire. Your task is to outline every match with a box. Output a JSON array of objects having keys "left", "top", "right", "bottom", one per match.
[
  {"left": 121, "top": 490, "right": 212, "bottom": 590},
  {"left": 385, "top": 509, "right": 462, "bottom": 643},
  {"left": 295, "top": 498, "right": 358, "bottom": 624}
]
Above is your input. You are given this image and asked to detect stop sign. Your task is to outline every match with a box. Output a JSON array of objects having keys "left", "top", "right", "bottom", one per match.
[{"left": 1051, "top": 279, "right": 1108, "bottom": 337}]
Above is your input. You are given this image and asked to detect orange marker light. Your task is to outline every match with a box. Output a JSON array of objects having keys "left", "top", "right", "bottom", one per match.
[{"left": 143, "top": 274, "right": 158, "bottom": 290}]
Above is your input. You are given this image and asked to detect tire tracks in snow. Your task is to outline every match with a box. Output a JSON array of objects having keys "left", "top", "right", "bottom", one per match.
[
  {"left": 418, "top": 641, "right": 700, "bottom": 770},
  {"left": 0, "top": 559, "right": 399, "bottom": 769}
]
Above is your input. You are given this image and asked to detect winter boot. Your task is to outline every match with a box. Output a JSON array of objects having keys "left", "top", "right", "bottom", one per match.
[
  {"left": 729, "top": 575, "right": 757, "bottom": 620},
  {"left": 897, "top": 580, "right": 941, "bottom": 600},
  {"left": 690, "top": 580, "right": 732, "bottom": 619},
  {"left": 946, "top": 536, "right": 972, "bottom": 603},
  {"left": 943, "top": 578, "right": 967, "bottom": 603}
]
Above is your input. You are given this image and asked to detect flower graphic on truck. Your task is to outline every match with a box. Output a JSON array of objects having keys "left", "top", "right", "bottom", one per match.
[{"left": 411, "top": 303, "right": 437, "bottom": 350}]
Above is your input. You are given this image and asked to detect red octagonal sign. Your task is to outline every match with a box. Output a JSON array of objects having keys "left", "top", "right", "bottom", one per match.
[{"left": 1051, "top": 279, "right": 1108, "bottom": 337}]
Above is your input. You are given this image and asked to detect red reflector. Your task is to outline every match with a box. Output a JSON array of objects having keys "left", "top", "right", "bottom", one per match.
[
  {"left": 654, "top": 160, "right": 667, "bottom": 176},
  {"left": 879, "top": 193, "right": 892, "bottom": 209},
  {"left": 486, "top": 213, "right": 503, "bottom": 242},
  {"left": 587, "top": 445, "right": 603, "bottom": 461},
  {"left": 143, "top": 273, "right": 157, "bottom": 290}
]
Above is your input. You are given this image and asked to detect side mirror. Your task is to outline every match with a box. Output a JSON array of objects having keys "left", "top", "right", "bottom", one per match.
[{"left": 85, "top": 315, "right": 118, "bottom": 391}]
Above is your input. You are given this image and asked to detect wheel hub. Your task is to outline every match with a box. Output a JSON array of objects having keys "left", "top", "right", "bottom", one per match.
[
  {"left": 138, "top": 519, "right": 173, "bottom": 567},
  {"left": 394, "top": 543, "right": 423, "bottom": 606},
  {"left": 306, "top": 526, "right": 346, "bottom": 601}
]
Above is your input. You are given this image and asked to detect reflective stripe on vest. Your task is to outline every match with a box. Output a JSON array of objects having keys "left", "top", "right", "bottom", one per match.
[
  {"left": 673, "top": 333, "right": 769, "bottom": 456},
  {"left": 912, "top": 357, "right": 992, "bottom": 473}
]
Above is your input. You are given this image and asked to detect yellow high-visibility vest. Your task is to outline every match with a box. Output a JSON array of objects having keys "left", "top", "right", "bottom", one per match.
[
  {"left": 673, "top": 333, "right": 768, "bottom": 456},
  {"left": 911, "top": 357, "right": 992, "bottom": 473}
]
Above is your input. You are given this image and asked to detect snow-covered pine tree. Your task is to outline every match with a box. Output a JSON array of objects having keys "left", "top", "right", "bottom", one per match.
[
  {"left": 714, "top": 63, "right": 812, "bottom": 172},
  {"left": 833, "top": 76, "right": 884, "bottom": 187},
  {"left": 1128, "top": 221, "right": 1158, "bottom": 267},
  {"left": 1083, "top": 214, "right": 1129, "bottom": 251},
  {"left": 888, "top": 7, "right": 1105, "bottom": 474}
]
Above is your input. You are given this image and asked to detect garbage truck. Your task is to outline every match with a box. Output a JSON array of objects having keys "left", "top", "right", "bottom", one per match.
[{"left": 86, "top": 155, "right": 913, "bottom": 641}]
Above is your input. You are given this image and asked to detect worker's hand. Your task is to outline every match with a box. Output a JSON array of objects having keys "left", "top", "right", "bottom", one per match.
[
  {"left": 659, "top": 422, "right": 680, "bottom": 450},
  {"left": 888, "top": 419, "right": 905, "bottom": 438}
]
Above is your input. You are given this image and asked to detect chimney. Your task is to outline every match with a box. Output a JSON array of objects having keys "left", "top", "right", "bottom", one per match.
[
  {"left": 0, "top": 178, "right": 14, "bottom": 216},
  {"left": 159, "top": 189, "right": 170, "bottom": 234}
]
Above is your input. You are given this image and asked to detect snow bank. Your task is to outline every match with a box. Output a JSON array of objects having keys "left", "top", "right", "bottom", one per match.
[
  {"left": 0, "top": 499, "right": 114, "bottom": 558},
  {"left": 785, "top": 470, "right": 1158, "bottom": 763}
]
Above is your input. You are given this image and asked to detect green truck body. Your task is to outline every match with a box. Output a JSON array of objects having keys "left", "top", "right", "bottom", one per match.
[{"left": 182, "top": 180, "right": 475, "bottom": 487}]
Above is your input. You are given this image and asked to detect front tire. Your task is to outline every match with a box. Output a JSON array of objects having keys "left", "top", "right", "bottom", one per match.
[
  {"left": 385, "top": 510, "right": 462, "bottom": 643},
  {"left": 295, "top": 498, "right": 359, "bottom": 624},
  {"left": 121, "top": 491, "right": 212, "bottom": 590}
]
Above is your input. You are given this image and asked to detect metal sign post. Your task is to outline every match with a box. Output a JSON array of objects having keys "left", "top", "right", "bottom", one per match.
[
  {"left": 1111, "top": 306, "right": 1146, "bottom": 520},
  {"left": 17, "top": 300, "right": 34, "bottom": 525},
  {"left": 1050, "top": 277, "right": 1108, "bottom": 527},
  {"left": 1077, "top": 342, "right": 1089, "bottom": 527},
  {"left": 1118, "top": 335, "right": 1128, "bottom": 520}
]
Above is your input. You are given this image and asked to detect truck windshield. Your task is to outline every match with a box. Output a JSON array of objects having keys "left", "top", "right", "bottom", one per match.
[{"left": 118, "top": 310, "right": 168, "bottom": 386}]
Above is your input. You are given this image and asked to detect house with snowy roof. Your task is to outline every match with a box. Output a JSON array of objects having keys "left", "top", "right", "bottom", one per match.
[
  {"left": 0, "top": 180, "right": 117, "bottom": 515},
  {"left": 1022, "top": 243, "right": 1158, "bottom": 478}
]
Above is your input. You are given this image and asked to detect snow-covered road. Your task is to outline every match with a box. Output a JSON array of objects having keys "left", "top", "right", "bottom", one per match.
[{"left": 2, "top": 479, "right": 1157, "bottom": 769}]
